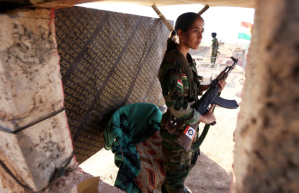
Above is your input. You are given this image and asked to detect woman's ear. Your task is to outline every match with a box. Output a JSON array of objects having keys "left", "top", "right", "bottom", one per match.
[
  {"left": 177, "top": 29, "right": 183, "bottom": 37},
  {"left": 177, "top": 29, "right": 184, "bottom": 43}
]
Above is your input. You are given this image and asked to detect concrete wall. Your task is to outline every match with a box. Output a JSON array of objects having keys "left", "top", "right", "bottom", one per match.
[
  {"left": 0, "top": 9, "right": 74, "bottom": 192},
  {"left": 234, "top": 0, "right": 299, "bottom": 192}
]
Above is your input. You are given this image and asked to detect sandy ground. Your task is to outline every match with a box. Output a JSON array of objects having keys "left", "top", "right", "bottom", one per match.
[{"left": 80, "top": 44, "right": 245, "bottom": 193}]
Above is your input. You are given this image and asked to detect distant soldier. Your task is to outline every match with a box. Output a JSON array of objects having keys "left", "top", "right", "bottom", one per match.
[{"left": 211, "top": 32, "right": 219, "bottom": 67}]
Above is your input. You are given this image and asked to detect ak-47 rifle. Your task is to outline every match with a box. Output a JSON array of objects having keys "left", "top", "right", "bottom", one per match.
[{"left": 175, "top": 56, "right": 240, "bottom": 152}]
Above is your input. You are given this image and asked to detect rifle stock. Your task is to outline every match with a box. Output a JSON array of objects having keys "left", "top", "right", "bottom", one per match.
[{"left": 175, "top": 121, "right": 201, "bottom": 151}]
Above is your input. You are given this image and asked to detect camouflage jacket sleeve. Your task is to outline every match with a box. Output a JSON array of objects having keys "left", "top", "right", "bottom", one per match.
[{"left": 158, "top": 57, "right": 201, "bottom": 126}]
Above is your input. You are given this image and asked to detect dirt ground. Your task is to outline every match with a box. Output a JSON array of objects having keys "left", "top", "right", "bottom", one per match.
[{"left": 79, "top": 44, "right": 245, "bottom": 193}]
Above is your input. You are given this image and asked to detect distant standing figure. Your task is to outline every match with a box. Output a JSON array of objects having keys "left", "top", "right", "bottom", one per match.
[{"left": 211, "top": 32, "right": 219, "bottom": 66}]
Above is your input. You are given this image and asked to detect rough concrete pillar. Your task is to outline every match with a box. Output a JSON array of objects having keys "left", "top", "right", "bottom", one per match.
[
  {"left": 234, "top": 0, "right": 299, "bottom": 192},
  {"left": 0, "top": 9, "right": 74, "bottom": 192}
]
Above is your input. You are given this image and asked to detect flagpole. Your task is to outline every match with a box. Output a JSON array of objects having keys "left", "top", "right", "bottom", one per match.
[{"left": 235, "top": 22, "right": 240, "bottom": 52}]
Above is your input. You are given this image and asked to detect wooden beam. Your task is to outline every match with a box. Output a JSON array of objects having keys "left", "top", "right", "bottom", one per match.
[
  {"left": 151, "top": 4, "right": 174, "bottom": 32},
  {"left": 198, "top": 4, "right": 210, "bottom": 15}
]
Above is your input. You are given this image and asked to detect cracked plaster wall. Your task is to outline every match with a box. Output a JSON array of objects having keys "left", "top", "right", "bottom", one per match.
[
  {"left": 0, "top": 9, "right": 74, "bottom": 192},
  {"left": 234, "top": 0, "right": 299, "bottom": 192}
]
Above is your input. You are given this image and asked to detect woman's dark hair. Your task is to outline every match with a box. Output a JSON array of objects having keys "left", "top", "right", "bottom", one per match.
[{"left": 165, "top": 12, "right": 204, "bottom": 55}]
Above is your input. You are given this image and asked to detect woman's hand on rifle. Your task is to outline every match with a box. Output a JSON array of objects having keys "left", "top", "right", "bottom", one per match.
[{"left": 199, "top": 104, "right": 216, "bottom": 124}]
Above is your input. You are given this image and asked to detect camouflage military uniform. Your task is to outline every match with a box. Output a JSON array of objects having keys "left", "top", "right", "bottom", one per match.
[
  {"left": 211, "top": 37, "right": 219, "bottom": 64},
  {"left": 158, "top": 49, "right": 202, "bottom": 193}
]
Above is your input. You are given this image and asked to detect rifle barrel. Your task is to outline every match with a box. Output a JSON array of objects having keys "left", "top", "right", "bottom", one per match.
[
  {"left": 227, "top": 57, "right": 238, "bottom": 74},
  {"left": 230, "top": 56, "right": 237, "bottom": 62}
]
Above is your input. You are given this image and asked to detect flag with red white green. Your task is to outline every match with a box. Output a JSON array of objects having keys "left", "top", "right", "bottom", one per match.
[
  {"left": 177, "top": 79, "right": 183, "bottom": 89},
  {"left": 238, "top": 21, "right": 253, "bottom": 40}
]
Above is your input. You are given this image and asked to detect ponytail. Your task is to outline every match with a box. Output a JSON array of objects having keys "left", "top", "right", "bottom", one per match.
[{"left": 165, "top": 30, "right": 177, "bottom": 55}]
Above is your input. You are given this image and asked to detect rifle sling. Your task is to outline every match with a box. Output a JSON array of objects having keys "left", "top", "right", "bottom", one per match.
[
  {"left": 190, "top": 123, "right": 210, "bottom": 152},
  {"left": 166, "top": 50, "right": 215, "bottom": 151},
  {"left": 190, "top": 92, "right": 221, "bottom": 152}
]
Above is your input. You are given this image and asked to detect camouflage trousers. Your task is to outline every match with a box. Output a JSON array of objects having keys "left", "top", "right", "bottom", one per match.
[
  {"left": 211, "top": 51, "right": 218, "bottom": 64},
  {"left": 160, "top": 128, "right": 199, "bottom": 193}
]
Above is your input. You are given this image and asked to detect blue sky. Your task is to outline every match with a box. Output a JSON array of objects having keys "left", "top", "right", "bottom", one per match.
[{"left": 77, "top": 3, "right": 255, "bottom": 45}]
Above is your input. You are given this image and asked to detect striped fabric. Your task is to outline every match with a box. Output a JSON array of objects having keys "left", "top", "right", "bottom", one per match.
[{"left": 135, "top": 131, "right": 166, "bottom": 193}]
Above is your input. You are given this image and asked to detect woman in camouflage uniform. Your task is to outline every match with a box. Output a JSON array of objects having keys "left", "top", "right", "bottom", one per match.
[{"left": 158, "top": 13, "right": 226, "bottom": 193}]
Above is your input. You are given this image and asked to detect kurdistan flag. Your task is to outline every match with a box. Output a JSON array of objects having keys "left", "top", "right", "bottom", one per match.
[{"left": 238, "top": 21, "right": 253, "bottom": 40}]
